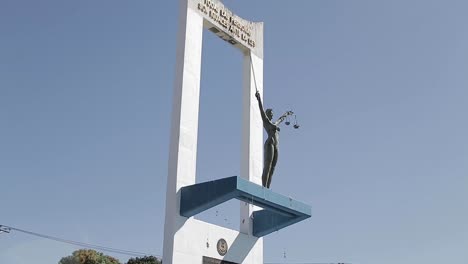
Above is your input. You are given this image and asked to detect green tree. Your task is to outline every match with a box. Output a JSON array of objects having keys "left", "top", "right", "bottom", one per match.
[
  {"left": 58, "top": 249, "right": 121, "bottom": 264},
  {"left": 126, "top": 256, "right": 161, "bottom": 264}
]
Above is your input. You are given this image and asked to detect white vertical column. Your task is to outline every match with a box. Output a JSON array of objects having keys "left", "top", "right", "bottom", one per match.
[
  {"left": 163, "top": 0, "right": 203, "bottom": 262},
  {"left": 240, "top": 53, "right": 264, "bottom": 235}
]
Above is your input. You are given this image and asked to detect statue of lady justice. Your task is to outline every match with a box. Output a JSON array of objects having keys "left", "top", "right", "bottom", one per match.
[{"left": 255, "top": 91, "right": 295, "bottom": 188}]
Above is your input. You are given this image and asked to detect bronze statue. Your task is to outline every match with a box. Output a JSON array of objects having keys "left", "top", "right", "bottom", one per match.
[{"left": 255, "top": 91, "right": 294, "bottom": 188}]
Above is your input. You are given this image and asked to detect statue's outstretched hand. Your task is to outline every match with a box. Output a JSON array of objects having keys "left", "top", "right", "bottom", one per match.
[{"left": 287, "top": 111, "right": 294, "bottom": 115}]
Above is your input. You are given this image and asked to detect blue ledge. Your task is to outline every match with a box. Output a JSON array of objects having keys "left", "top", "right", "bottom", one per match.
[{"left": 180, "top": 176, "right": 311, "bottom": 237}]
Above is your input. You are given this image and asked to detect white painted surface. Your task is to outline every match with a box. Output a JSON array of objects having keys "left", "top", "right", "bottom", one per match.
[
  {"left": 163, "top": 0, "right": 264, "bottom": 263},
  {"left": 240, "top": 53, "right": 264, "bottom": 235}
]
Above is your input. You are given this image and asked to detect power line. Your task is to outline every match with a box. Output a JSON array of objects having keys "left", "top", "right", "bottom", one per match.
[
  {"left": 1, "top": 225, "right": 350, "bottom": 264},
  {"left": 0, "top": 224, "right": 161, "bottom": 258},
  {"left": 0, "top": 225, "right": 11, "bottom": 234}
]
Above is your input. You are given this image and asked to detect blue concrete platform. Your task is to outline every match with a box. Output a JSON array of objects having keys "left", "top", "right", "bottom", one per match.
[{"left": 180, "top": 176, "right": 311, "bottom": 237}]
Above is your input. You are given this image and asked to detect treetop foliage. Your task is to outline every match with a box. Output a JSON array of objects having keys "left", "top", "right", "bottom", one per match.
[
  {"left": 126, "top": 256, "right": 162, "bottom": 264},
  {"left": 58, "top": 249, "right": 161, "bottom": 264},
  {"left": 59, "top": 249, "right": 120, "bottom": 264}
]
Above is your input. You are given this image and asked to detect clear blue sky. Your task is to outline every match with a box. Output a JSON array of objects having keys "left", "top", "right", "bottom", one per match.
[{"left": 1, "top": 0, "right": 468, "bottom": 263}]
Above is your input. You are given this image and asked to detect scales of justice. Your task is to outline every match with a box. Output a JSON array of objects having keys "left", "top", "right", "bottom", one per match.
[{"left": 163, "top": 0, "right": 311, "bottom": 263}]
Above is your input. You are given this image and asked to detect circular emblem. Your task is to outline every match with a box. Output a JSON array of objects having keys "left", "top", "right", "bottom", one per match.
[{"left": 216, "top": 238, "right": 228, "bottom": 256}]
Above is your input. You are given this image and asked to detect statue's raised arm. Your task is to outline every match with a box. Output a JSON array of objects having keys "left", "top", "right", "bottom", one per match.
[{"left": 255, "top": 91, "right": 270, "bottom": 125}]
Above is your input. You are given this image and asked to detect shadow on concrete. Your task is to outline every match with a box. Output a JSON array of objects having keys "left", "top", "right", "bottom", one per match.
[{"left": 223, "top": 232, "right": 258, "bottom": 263}]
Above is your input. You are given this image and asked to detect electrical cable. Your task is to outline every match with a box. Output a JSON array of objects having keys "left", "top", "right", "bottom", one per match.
[
  {"left": 0, "top": 224, "right": 161, "bottom": 258},
  {"left": 1, "top": 225, "right": 349, "bottom": 263}
]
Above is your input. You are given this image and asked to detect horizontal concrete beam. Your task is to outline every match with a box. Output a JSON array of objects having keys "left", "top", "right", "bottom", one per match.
[{"left": 180, "top": 176, "right": 311, "bottom": 237}]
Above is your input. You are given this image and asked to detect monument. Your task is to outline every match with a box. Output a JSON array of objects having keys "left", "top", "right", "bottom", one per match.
[{"left": 163, "top": 0, "right": 311, "bottom": 263}]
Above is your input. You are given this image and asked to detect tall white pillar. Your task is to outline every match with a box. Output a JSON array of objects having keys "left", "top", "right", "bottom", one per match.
[
  {"left": 163, "top": 1, "right": 264, "bottom": 263},
  {"left": 163, "top": 1, "right": 204, "bottom": 263},
  {"left": 240, "top": 53, "right": 264, "bottom": 235}
]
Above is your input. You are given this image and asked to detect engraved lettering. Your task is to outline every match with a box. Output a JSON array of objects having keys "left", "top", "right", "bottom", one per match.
[{"left": 197, "top": 0, "right": 256, "bottom": 49}]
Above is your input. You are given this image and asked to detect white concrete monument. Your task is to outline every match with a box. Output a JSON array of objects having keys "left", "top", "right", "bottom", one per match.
[
  {"left": 163, "top": 0, "right": 264, "bottom": 263},
  {"left": 163, "top": 1, "right": 311, "bottom": 263}
]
